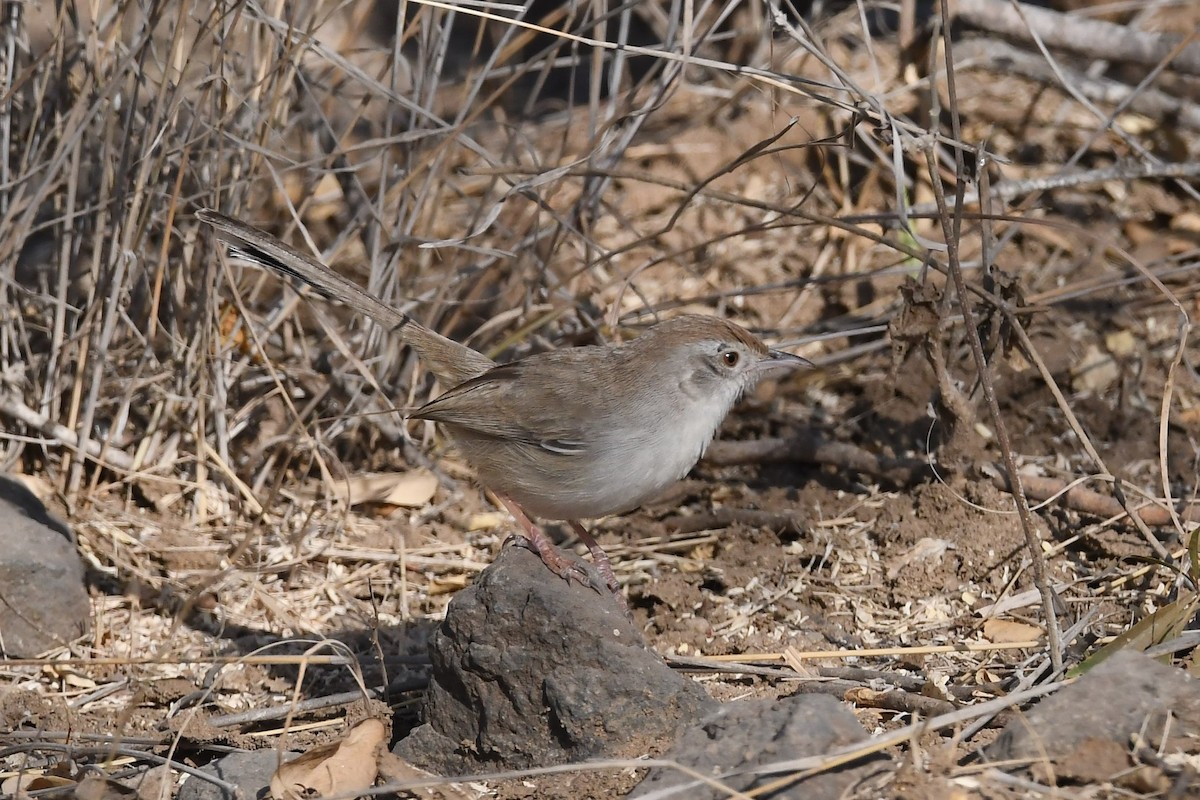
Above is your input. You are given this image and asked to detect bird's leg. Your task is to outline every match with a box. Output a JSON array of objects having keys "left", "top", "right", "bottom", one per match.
[
  {"left": 495, "top": 495, "right": 609, "bottom": 596},
  {"left": 568, "top": 520, "right": 620, "bottom": 596}
]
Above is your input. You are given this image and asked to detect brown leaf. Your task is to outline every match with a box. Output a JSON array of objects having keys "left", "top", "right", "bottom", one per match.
[
  {"left": 886, "top": 537, "right": 953, "bottom": 579},
  {"left": 1104, "top": 329, "right": 1136, "bottom": 357},
  {"left": 376, "top": 751, "right": 477, "bottom": 799},
  {"left": 133, "top": 765, "right": 173, "bottom": 800},
  {"left": 1071, "top": 344, "right": 1118, "bottom": 393},
  {"left": 73, "top": 773, "right": 138, "bottom": 800},
  {"left": 982, "top": 618, "right": 1043, "bottom": 644},
  {"left": 330, "top": 471, "right": 439, "bottom": 509},
  {"left": 2, "top": 773, "right": 76, "bottom": 800},
  {"left": 270, "top": 718, "right": 387, "bottom": 800}
]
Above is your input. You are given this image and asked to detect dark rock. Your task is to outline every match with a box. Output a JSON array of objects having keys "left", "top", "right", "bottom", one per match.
[
  {"left": 0, "top": 474, "right": 73, "bottom": 541},
  {"left": 177, "top": 749, "right": 299, "bottom": 800},
  {"left": 396, "top": 545, "right": 715, "bottom": 774},
  {"left": 0, "top": 474, "right": 90, "bottom": 656},
  {"left": 630, "top": 693, "right": 891, "bottom": 800},
  {"left": 988, "top": 649, "right": 1200, "bottom": 778}
]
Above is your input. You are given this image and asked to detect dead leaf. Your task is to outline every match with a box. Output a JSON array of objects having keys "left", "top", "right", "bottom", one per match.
[
  {"left": 43, "top": 663, "right": 97, "bottom": 690},
  {"left": 330, "top": 471, "right": 439, "bottom": 508},
  {"left": 1171, "top": 211, "right": 1200, "bottom": 234},
  {"left": 270, "top": 718, "right": 386, "bottom": 800},
  {"left": 133, "top": 765, "right": 173, "bottom": 800},
  {"left": 982, "top": 618, "right": 1043, "bottom": 644},
  {"left": 1071, "top": 344, "right": 1118, "bottom": 393},
  {"left": 1104, "top": 329, "right": 1136, "bottom": 357},
  {"left": 218, "top": 304, "right": 262, "bottom": 362},
  {"left": 376, "top": 752, "right": 477, "bottom": 799},
  {"left": 74, "top": 773, "right": 138, "bottom": 800},
  {"left": 467, "top": 512, "right": 506, "bottom": 531},
  {"left": 886, "top": 537, "right": 953, "bottom": 579},
  {"left": 1115, "top": 764, "right": 1172, "bottom": 795},
  {"left": 2, "top": 773, "right": 75, "bottom": 800},
  {"left": 429, "top": 575, "right": 469, "bottom": 595}
]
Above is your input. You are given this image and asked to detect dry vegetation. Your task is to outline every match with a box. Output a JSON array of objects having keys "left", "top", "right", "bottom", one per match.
[{"left": 2, "top": 0, "right": 1199, "bottom": 797}]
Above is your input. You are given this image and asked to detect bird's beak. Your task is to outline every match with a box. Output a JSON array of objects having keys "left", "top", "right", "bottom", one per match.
[{"left": 757, "top": 349, "right": 814, "bottom": 372}]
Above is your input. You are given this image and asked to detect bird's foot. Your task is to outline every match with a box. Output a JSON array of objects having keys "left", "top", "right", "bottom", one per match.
[
  {"left": 495, "top": 494, "right": 631, "bottom": 619},
  {"left": 568, "top": 520, "right": 621, "bottom": 596},
  {"left": 503, "top": 533, "right": 610, "bottom": 596}
]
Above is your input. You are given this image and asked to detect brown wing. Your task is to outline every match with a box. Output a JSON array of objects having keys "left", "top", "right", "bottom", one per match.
[{"left": 410, "top": 362, "right": 591, "bottom": 454}]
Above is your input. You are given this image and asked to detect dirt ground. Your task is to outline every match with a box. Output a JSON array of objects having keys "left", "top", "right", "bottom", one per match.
[{"left": 3, "top": 0, "right": 1200, "bottom": 798}]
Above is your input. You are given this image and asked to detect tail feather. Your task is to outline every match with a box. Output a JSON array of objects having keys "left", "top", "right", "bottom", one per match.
[{"left": 197, "top": 209, "right": 495, "bottom": 385}]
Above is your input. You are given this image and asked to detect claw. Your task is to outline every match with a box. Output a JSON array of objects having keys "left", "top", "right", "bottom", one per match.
[
  {"left": 566, "top": 561, "right": 613, "bottom": 596},
  {"left": 495, "top": 495, "right": 632, "bottom": 619},
  {"left": 503, "top": 534, "right": 608, "bottom": 595}
]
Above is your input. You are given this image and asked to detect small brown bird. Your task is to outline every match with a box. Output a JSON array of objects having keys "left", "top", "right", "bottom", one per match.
[{"left": 199, "top": 210, "right": 811, "bottom": 601}]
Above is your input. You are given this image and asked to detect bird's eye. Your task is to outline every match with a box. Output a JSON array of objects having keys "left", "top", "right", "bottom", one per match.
[{"left": 721, "top": 350, "right": 740, "bottom": 367}]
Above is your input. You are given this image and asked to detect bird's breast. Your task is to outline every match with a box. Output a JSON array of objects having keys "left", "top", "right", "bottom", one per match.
[{"left": 445, "top": 382, "right": 739, "bottom": 521}]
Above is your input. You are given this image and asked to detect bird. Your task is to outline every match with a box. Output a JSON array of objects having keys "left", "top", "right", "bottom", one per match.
[{"left": 198, "top": 210, "right": 812, "bottom": 603}]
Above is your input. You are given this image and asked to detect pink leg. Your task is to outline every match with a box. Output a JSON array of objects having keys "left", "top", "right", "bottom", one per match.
[
  {"left": 495, "top": 495, "right": 607, "bottom": 594},
  {"left": 569, "top": 521, "right": 620, "bottom": 596}
]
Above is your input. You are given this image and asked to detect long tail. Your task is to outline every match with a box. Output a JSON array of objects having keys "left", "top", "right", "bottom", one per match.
[{"left": 197, "top": 210, "right": 494, "bottom": 385}]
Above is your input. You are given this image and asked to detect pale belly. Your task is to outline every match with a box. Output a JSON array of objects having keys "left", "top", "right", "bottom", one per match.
[{"left": 457, "top": 397, "right": 730, "bottom": 521}]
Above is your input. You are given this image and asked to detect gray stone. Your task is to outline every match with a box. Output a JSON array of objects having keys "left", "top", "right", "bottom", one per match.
[
  {"left": 989, "top": 649, "right": 1200, "bottom": 769},
  {"left": 396, "top": 545, "right": 715, "bottom": 774},
  {"left": 178, "top": 749, "right": 300, "bottom": 800},
  {"left": 0, "top": 474, "right": 89, "bottom": 656},
  {"left": 631, "top": 693, "right": 891, "bottom": 800}
]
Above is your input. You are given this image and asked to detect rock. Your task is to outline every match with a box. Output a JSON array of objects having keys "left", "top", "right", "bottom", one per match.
[
  {"left": 177, "top": 749, "right": 300, "bottom": 800},
  {"left": 631, "top": 693, "right": 891, "bottom": 799},
  {"left": 0, "top": 474, "right": 90, "bottom": 656},
  {"left": 988, "top": 649, "right": 1200, "bottom": 781},
  {"left": 396, "top": 545, "right": 715, "bottom": 774}
]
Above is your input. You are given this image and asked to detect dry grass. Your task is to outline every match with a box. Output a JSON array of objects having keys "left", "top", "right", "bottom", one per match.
[{"left": 2, "top": 0, "right": 1199, "bottom": 797}]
